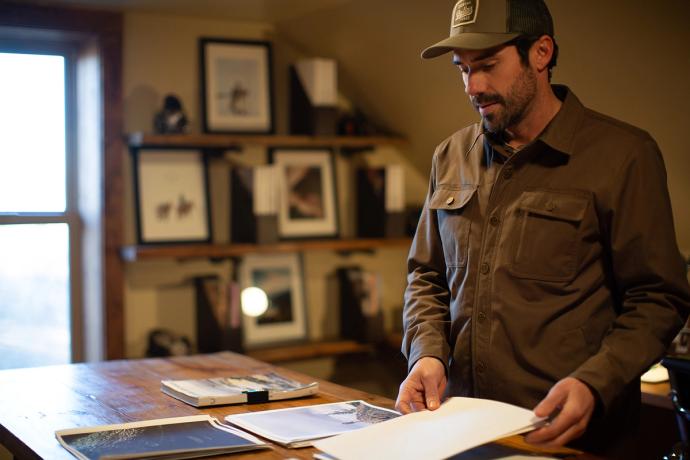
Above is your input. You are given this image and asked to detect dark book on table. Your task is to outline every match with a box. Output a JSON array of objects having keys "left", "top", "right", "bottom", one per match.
[
  {"left": 161, "top": 371, "right": 318, "bottom": 407},
  {"left": 56, "top": 415, "right": 267, "bottom": 460}
]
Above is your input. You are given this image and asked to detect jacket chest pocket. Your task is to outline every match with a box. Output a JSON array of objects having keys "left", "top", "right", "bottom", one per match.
[
  {"left": 508, "top": 190, "right": 589, "bottom": 282},
  {"left": 429, "top": 186, "right": 477, "bottom": 268}
]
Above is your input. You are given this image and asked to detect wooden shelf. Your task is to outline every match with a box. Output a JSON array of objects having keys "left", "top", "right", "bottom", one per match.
[
  {"left": 121, "top": 237, "right": 412, "bottom": 262},
  {"left": 127, "top": 132, "right": 407, "bottom": 150},
  {"left": 246, "top": 340, "right": 373, "bottom": 363}
]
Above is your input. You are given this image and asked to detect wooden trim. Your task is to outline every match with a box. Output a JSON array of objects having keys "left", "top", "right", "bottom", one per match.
[
  {"left": 127, "top": 132, "right": 408, "bottom": 149},
  {"left": 100, "top": 15, "right": 125, "bottom": 361},
  {"left": 121, "top": 237, "right": 412, "bottom": 261},
  {"left": 246, "top": 340, "right": 373, "bottom": 363}
]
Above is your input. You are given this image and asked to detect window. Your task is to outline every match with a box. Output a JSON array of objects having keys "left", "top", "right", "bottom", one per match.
[
  {"left": 0, "top": 4, "right": 124, "bottom": 362},
  {"left": 0, "top": 50, "right": 77, "bottom": 369}
]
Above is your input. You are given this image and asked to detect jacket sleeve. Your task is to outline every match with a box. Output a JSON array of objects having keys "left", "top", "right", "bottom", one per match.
[
  {"left": 570, "top": 135, "right": 690, "bottom": 410},
  {"left": 401, "top": 151, "right": 452, "bottom": 372}
]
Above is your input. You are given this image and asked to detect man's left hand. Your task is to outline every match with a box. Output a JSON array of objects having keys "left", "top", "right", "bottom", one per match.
[{"left": 524, "top": 377, "right": 595, "bottom": 447}]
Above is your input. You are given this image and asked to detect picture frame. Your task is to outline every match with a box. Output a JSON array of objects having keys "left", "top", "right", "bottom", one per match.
[
  {"left": 200, "top": 37, "right": 274, "bottom": 134},
  {"left": 239, "top": 253, "right": 307, "bottom": 348},
  {"left": 270, "top": 148, "right": 339, "bottom": 239},
  {"left": 132, "top": 148, "right": 212, "bottom": 244}
]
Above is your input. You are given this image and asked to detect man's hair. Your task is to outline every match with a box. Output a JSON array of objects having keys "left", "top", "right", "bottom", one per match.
[{"left": 512, "top": 35, "right": 559, "bottom": 81}]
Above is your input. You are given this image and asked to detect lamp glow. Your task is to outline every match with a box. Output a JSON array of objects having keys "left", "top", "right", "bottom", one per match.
[{"left": 241, "top": 286, "right": 269, "bottom": 317}]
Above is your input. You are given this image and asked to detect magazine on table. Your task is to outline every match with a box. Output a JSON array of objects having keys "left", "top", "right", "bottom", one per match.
[
  {"left": 161, "top": 371, "right": 318, "bottom": 407},
  {"left": 313, "top": 397, "right": 548, "bottom": 460},
  {"left": 55, "top": 414, "right": 268, "bottom": 460},
  {"left": 225, "top": 400, "right": 400, "bottom": 448}
]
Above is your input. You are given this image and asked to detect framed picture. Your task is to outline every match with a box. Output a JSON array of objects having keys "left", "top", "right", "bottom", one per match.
[
  {"left": 132, "top": 148, "right": 212, "bottom": 244},
  {"left": 239, "top": 253, "right": 307, "bottom": 348},
  {"left": 270, "top": 148, "right": 339, "bottom": 239},
  {"left": 200, "top": 37, "right": 274, "bottom": 134}
]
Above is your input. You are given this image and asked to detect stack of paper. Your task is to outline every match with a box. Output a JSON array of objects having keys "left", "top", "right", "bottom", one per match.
[
  {"left": 313, "top": 397, "right": 546, "bottom": 460},
  {"left": 225, "top": 400, "right": 400, "bottom": 447}
]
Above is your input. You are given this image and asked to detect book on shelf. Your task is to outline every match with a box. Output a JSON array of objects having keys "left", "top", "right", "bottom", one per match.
[
  {"left": 356, "top": 164, "right": 406, "bottom": 238},
  {"left": 55, "top": 414, "right": 268, "bottom": 460},
  {"left": 230, "top": 165, "right": 278, "bottom": 244},
  {"left": 224, "top": 400, "right": 400, "bottom": 448},
  {"left": 193, "top": 276, "right": 243, "bottom": 354},
  {"left": 335, "top": 265, "right": 384, "bottom": 343},
  {"left": 313, "top": 397, "right": 547, "bottom": 460},
  {"left": 161, "top": 371, "right": 318, "bottom": 407},
  {"left": 290, "top": 58, "right": 339, "bottom": 136}
]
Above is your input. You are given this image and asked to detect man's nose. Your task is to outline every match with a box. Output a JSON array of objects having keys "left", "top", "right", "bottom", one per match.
[{"left": 464, "top": 72, "right": 486, "bottom": 97}]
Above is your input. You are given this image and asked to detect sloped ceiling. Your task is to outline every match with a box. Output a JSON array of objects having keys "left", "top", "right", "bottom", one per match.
[{"left": 274, "top": 0, "right": 470, "bottom": 175}]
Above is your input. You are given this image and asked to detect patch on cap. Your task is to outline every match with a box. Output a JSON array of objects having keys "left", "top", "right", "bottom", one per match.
[{"left": 451, "top": 0, "right": 479, "bottom": 28}]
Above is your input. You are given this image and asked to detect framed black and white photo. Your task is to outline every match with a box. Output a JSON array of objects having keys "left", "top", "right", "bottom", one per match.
[
  {"left": 239, "top": 253, "right": 307, "bottom": 348},
  {"left": 132, "top": 148, "right": 212, "bottom": 244},
  {"left": 200, "top": 38, "right": 274, "bottom": 134},
  {"left": 270, "top": 148, "right": 338, "bottom": 239}
]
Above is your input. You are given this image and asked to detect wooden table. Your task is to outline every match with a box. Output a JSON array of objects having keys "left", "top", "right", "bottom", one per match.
[{"left": 0, "top": 352, "right": 596, "bottom": 459}]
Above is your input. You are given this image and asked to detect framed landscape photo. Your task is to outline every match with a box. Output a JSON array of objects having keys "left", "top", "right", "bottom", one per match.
[
  {"left": 132, "top": 148, "right": 212, "bottom": 244},
  {"left": 239, "top": 253, "right": 307, "bottom": 348},
  {"left": 200, "top": 37, "right": 274, "bottom": 134},
  {"left": 270, "top": 148, "right": 339, "bottom": 239}
]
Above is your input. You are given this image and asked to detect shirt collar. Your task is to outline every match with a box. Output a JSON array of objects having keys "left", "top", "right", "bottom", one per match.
[
  {"left": 537, "top": 85, "right": 585, "bottom": 156},
  {"left": 483, "top": 85, "right": 585, "bottom": 161}
]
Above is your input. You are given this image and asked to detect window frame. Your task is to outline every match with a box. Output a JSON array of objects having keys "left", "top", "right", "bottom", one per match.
[
  {"left": 0, "top": 3, "right": 125, "bottom": 361},
  {"left": 0, "top": 44, "right": 83, "bottom": 362}
]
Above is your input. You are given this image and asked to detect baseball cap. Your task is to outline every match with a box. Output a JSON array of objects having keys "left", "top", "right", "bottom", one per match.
[{"left": 421, "top": 0, "right": 554, "bottom": 59}]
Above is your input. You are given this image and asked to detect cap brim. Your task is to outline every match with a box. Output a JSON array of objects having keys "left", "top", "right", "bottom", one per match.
[{"left": 421, "top": 32, "right": 520, "bottom": 59}]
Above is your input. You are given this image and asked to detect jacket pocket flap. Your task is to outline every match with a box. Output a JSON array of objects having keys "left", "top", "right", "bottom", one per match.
[
  {"left": 429, "top": 186, "right": 476, "bottom": 211},
  {"left": 518, "top": 191, "right": 588, "bottom": 222}
]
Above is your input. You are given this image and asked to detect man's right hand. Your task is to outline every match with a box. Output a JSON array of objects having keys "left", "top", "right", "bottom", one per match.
[{"left": 395, "top": 356, "right": 447, "bottom": 414}]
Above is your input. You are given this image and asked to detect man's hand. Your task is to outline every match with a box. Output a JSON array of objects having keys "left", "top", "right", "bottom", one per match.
[
  {"left": 524, "top": 377, "right": 595, "bottom": 447},
  {"left": 395, "top": 357, "right": 447, "bottom": 414}
]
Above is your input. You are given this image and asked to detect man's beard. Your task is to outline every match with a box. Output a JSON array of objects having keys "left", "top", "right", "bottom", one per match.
[{"left": 472, "top": 65, "right": 537, "bottom": 134}]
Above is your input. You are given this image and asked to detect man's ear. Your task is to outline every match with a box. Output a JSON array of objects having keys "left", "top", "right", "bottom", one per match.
[{"left": 531, "top": 35, "right": 554, "bottom": 73}]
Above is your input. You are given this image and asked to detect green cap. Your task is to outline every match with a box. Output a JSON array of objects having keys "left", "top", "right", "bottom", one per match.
[{"left": 422, "top": 0, "right": 554, "bottom": 59}]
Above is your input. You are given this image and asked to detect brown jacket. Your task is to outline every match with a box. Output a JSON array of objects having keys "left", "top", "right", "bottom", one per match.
[{"left": 402, "top": 85, "right": 690, "bottom": 451}]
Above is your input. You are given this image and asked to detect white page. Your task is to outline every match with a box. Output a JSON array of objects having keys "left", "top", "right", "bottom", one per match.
[
  {"left": 253, "top": 165, "right": 277, "bottom": 215},
  {"left": 226, "top": 400, "right": 399, "bottom": 445},
  {"left": 384, "top": 164, "right": 404, "bottom": 212},
  {"left": 313, "top": 397, "right": 545, "bottom": 460},
  {"left": 295, "top": 58, "right": 338, "bottom": 106}
]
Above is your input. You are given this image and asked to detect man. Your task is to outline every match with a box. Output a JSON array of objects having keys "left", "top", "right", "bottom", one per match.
[{"left": 396, "top": 0, "right": 690, "bottom": 457}]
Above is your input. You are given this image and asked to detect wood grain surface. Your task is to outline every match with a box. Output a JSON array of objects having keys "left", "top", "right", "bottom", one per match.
[{"left": 0, "top": 352, "right": 597, "bottom": 459}]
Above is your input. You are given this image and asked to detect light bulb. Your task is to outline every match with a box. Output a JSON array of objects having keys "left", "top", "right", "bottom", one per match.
[{"left": 241, "top": 286, "right": 269, "bottom": 317}]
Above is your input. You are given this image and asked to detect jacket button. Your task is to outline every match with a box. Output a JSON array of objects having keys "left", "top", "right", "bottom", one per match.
[
  {"left": 489, "top": 215, "right": 500, "bottom": 226},
  {"left": 480, "top": 262, "right": 490, "bottom": 274},
  {"left": 477, "top": 362, "right": 486, "bottom": 373},
  {"left": 478, "top": 312, "right": 486, "bottom": 322},
  {"left": 446, "top": 196, "right": 454, "bottom": 205},
  {"left": 503, "top": 166, "right": 513, "bottom": 179}
]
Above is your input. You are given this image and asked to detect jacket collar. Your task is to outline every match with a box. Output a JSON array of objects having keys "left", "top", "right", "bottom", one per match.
[{"left": 538, "top": 84, "right": 585, "bottom": 157}]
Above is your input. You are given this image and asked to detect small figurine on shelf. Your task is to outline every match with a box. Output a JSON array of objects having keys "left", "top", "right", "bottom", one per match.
[{"left": 153, "top": 94, "right": 188, "bottom": 134}]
